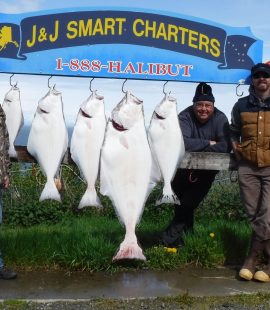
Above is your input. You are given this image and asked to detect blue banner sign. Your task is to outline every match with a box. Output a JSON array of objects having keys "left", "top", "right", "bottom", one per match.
[{"left": 0, "top": 8, "right": 263, "bottom": 83}]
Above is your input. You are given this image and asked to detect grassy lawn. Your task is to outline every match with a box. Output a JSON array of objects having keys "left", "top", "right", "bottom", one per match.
[
  {"left": 0, "top": 210, "right": 251, "bottom": 271},
  {"left": 0, "top": 165, "right": 250, "bottom": 271}
]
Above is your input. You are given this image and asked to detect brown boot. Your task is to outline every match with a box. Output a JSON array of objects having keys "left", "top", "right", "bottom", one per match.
[
  {"left": 239, "top": 236, "right": 264, "bottom": 281},
  {"left": 254, "top": 239, "right": 270, "bottom": 282}
]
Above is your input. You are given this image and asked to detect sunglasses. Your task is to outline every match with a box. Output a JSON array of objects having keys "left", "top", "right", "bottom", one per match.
[{"left": 252, "top": 72, "right": 270, "bottom": 79}]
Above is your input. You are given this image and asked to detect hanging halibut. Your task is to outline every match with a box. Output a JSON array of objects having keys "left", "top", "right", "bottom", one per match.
[
  {"left": 2, "top": 85, "right": 24, "bottom": 158},
  {"left": 27, "top": 87, "right": 68, "bottom": 202},
  {"left": 100, "top": 91, "right": 153, "bottom": 261},
  {"left": 70, "top": 90, "right": 106, "bottom": 209},
  {"left": 148, "top": 93, "right": 185, "bottom": 205}
]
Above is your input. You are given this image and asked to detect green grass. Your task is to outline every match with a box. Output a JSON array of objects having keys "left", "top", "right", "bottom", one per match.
[
  {"left": 0, "top": 165, "right": 250, "bottom": 271},
  {"left": 0, "top": 211, "right": 251, "bottom": 271},
  {"left": 2, "top": 293, "right": 270, "bottom": 310}
]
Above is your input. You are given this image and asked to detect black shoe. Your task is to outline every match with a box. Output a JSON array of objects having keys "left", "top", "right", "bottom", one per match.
[
  {"left": 0, "top": 267, "right": 17, "bottom": 280},
  {"left": 161, "top": 222, "right": 186, "bottom": 247},
  {"left": 160, "top": 234, "right": 184, "bottom": 247}
]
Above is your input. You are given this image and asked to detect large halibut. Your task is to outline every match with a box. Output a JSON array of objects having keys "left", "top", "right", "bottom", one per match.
[
  {"left": 70, "top": 90, "right": 106, "bottom": 209},
  {"left": 100, "top": 91, "right": 153, "bottom": 261},
  {"left": 149, "top": 94, "right": 185, "bottom": 205},
  {"left": 27, "top": 87, "right": 68, "bottom": 202},
  {"left": 2, "top": 85, "right": 24, "bottom": 158}
]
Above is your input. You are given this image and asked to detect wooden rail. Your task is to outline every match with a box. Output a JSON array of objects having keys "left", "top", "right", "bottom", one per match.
[{"left": 13, "top": 146, "right": 237, "bottom": 171}]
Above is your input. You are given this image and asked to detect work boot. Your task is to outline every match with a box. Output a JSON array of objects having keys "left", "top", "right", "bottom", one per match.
[
  {"left": 161, "top": 219, "right": 185, "bottom": 247},
  {"left": 0, "top": 266, "right": 17, "bottom": 280},
  {"left": 239, "top": 236, "right": 264, "bottom": 281},
  {"left": 254, "top": 239, "right": 270, "bottom": 283}
]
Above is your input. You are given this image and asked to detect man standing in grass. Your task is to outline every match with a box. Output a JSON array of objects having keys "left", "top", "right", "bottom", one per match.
[
  {"left": 161, "top": 82, "right": 231, "bottom": 247},
  {"left": 0, "top": 104, "right": 17, "bottom": 280},
  {"left": 230, "top": 62, "right": 270, "bottom": 282}
]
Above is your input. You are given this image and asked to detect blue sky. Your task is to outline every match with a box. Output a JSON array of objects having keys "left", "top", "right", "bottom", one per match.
[{"left": 0, "top": 0, "right": 269, "bottom": 144}]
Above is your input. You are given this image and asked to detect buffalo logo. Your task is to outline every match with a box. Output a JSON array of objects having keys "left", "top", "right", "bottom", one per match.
[{"left": 0, "top": 26, "right": 19, "bottom": 51}]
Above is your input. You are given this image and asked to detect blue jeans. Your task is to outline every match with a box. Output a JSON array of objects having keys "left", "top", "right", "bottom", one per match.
[{"left": 0, "top": 189, "right": 4, "bottom": 268}]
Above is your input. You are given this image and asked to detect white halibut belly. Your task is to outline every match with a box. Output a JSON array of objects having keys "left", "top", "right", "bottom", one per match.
[
  {"left": 28, "top": 115, "right": 68, "bottom": 178},
  {"left": 149, "top": 115, "right": 185, "bottom": 205},
  {"left": 27, "top": 113, "right": 68, "bottom": 202},
  {"left": 70, "top": 117, "right": 106, "bottom": 208},
  {"left": 3, "top": 101, "right": 23, "bottom": 158},
  {"left": 101, "top": 123, "right": 152, "bottom": 225},
  {"left": 149, "top": 120, "right": 183, "bottom": 178},
  {"left": 71, "top": 120, "right": 105, "bottom": 184}
]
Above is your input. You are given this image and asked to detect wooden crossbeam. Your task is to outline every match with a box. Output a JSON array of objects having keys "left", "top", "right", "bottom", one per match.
[{"left": 13, "top": 146, "right": 237, "bottom": 171}]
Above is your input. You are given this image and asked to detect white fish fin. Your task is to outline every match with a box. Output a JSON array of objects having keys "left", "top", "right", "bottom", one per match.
[
  {"left": 155, "top": 194, "right": 181, "bottom": 206},
  {"left": 39, "top": 180, "right": 61, "bottom": 202},
  {"left": 112, "top": 241, "right": 146, "bottom": 262},
  {"left": 119, "top": 135, "right": 129, "bottom": 149},
  {"left": 78, "top": 188, "right": 102, "bottom": 209},
  {"left": 155, "top": 184, "right": 181, "bottom": 206},
  {"left": 8, "top": 146, "right": 17, "bottom": 158}
]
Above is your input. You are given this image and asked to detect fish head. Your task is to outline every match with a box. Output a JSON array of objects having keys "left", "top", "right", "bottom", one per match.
[
  {"left": 2, "top": 86, "right": 20, "bottom": 108},
  {"left": 111, "top": 90, "right": 143, "bottom": 131},
  {"left": 79, "top": 90, "right": 104, "bottom": 118},
  {"left": 153, "top": 93, "right": 177, "bottom": 120},
  {"left": 38, "top": 87, "right": 62, "bottom": 115}
]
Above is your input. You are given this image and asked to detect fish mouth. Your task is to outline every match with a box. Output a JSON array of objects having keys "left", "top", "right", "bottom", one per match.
[
  {"left": 154, "top": 111, "right": 165, "bottom": 120},
  {"left": 39, "top": 108, "right": 49, "bottom": 114},
  {"left": 112, "top": 119, "right": 128, "bottom": 131},
  {"left": 80, "top": 109, "right": 92, "bottom": 118}
]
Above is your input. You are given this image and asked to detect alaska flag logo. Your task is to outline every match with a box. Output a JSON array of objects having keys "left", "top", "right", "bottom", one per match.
[
  {"left": 0, "top": 23, "right": 21, "bottom": 59},
  {"left": 219, "top": 35, "right": 256, "bottom": 69}
]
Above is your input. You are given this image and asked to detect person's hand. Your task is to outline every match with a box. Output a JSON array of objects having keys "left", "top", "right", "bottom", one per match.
[
  {"left": 232, "top": 141, "right": 242, "bottom": 161},
  {"left": 3, "top": 176, "right": 10, "bottom": 188},
  {"left": 209, "top": 140, "right": 216, "bottom": 145}
]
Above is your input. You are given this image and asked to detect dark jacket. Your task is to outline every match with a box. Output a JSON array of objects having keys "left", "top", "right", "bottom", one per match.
[
  {"left": 0, "top": 106, "right": 10, "bottom": 184},
  {"left": 179, "top": 106, "right": 231, "bottom": 153},
  {"left": 230, "top": 87, "right": 270, "bottom": 167}
]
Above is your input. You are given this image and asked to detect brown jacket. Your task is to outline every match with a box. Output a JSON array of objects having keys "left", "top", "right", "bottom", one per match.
[
  {"left": 240, "top": 110, "right": 270, "bottom": 167},
  {"left": 0, "top": 105, "right": 10, "bottom": 184}
]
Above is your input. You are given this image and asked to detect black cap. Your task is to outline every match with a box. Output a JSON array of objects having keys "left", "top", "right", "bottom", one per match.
[
  {"left": 193, "top": 82, "right": 215, "bottom": 103},
  {"left": 251, "top": 63, "right": 270, "bottom": 76}
]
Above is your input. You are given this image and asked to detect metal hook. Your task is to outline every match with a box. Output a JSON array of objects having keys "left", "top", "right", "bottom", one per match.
[
  {"left": 236, "top": 79, "right": 245, "bottom": 97},
  {"left": 48, "top": 75, "right": 52, "bottom": 88},
  {"left": 236, "top": 84, "right": 244, "bottom": 97},
  {"left": 163, "top": 81, "right": 171, "bottom": 95},
  {"left": 9, "top": 74, "right": 17, "bottom": 87},
  {"left": 89, "top": 77, "right": 94, "bottom": 93},
  {"left": 163, "top": 81, "right": 168, "bottom": 95},
  {"left": 48, "top": 75, "right": 55, "bottom": 89},
  {"left": 122, "top": 78, "right": 127, "bottom": 93}
]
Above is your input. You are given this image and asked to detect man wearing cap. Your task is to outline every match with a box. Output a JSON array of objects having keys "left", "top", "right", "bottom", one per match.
[
  {"left": 161, "top": 82, "right": 231, "bottom": 247},
  {"left": 230, "top": 62, "right": 270, "bottom": 282}
]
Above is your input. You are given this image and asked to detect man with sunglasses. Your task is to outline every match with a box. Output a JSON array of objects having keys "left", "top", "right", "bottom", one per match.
[{"left": 230, "top": 62, "right": 270, "bottom": 282}]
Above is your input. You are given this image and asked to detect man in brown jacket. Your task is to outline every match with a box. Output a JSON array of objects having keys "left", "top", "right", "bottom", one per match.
[
  {"left": 0, "top": 105, "right": 17, "bottom": 280},
  {"left": 230, "top": 62, "right": 270, "bottom": 282}
]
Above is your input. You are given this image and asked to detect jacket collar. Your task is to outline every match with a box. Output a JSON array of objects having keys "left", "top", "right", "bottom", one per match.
[{"left": 249, "top": 85, "right": 270, "bottom": 107}]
